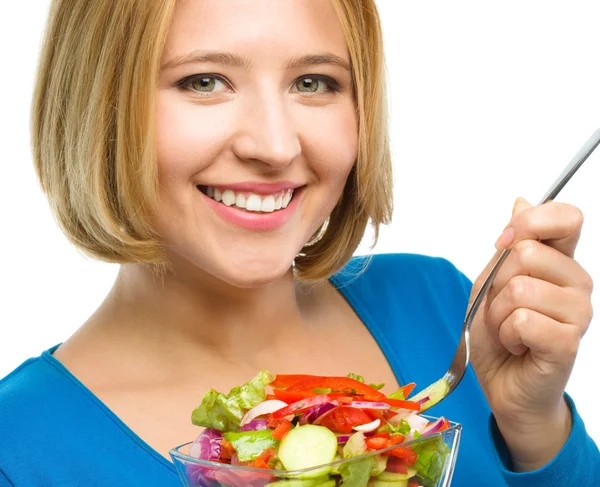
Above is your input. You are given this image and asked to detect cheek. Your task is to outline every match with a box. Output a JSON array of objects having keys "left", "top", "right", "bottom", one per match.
[
  {"left": 155, "top": 92, "right": 233, "bottom": 185},
  {"left": 302, "top": 103, "right": 358, "bottom": 185}
]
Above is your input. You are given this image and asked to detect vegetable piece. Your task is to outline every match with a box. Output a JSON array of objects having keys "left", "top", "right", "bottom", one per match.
[
  {"left": 388, "top": 383, "right": 416, "bottom": 401},
  {"left": 273, "top": 390, "right": 317, "bottom": 403},
  {"left": 239, "top": 419, "right": 269, "bottom": 431},
  {"left": 223, "top": 430, "right": 278, "bottom": 462},
  {"left": 192, "top": 369, "right": 275, "bottom": 431},
  {"left": 348, "top": 402, "right": 390, "bottom": 410},
  {"left": 376, "top": 467, "right": 416, "bottom": 481},
  {"left": 342, "top": 431, "right": 366, "bottom": 458},
  {"left": 338, "top": 456, "right": 376, "bottom": 487},
  {"left": 287, "top": 377, "right": 386, "bottom": 399},
  {"left": 278, "top": 425, "right": 338, "bottom": 474},
  {"left": 271, "top": 374, "right": 319, "bottom": 389},
  {"left": 409, "top": 378, "right": 449, "bottom": 412},
  {"left": 251, "top": 448, "right": 277, "bottom": 469},
  {"left": 189, "top": 428, "right": 223, "bottom": 460},
  {"left": 411, "top": 436, "right": 451, "bottom": 487},
  {"left": 421, "top": 417, "right": 446, "bottom": 437},
  {"left": 302, "top": 403, "right": 337, "bottom": 424},
  {"left": 265, "top": 477, "right": 330, "bottom": 487},
  {"left": 385, "top": 446, "right": 417, "bottom": 464},
  {"left": 241, "top": 399, "right": 288, "bottom": 426},
  {"left": 353, "top": 419, "right": 381, "bottom": 432},
  {"left": 371, "top": 480, "right": 408, "bottom": 487},
  {"left": 271, "top": 394, "right": 335, "bottom": 420},
  {"left": 318, "top": 406, "right": 373, "bottom": 434},
  {"left": 385, "top": 457, "right": 410, "bottom": 474},
  {"left": 271, "top": 419, "right": 293, "bottom": 440}
]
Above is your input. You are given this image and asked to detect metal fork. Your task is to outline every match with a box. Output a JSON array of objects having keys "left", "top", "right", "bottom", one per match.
[{"left": 414, "top": 128, "right": 600, "bottom": 412}]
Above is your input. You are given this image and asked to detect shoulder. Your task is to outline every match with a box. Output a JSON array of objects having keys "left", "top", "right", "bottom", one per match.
[
  {"left": 331, "top": 253, "right": 473, "bottom": 341},
  {"left": 0, "top": 350, "right": 70, "bottom": 454},
  {"left": 332, "top": 252, "right": 472, "bottom": 298}
]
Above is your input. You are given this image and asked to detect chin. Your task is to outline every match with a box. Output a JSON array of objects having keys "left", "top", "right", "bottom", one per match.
[{"left": 214, "top": 256, "right": 294, "bottom": 289}]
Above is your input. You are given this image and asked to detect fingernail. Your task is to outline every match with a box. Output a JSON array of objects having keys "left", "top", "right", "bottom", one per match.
[{"left": 494, "top": 227, "right": 514, "bottom": 250}]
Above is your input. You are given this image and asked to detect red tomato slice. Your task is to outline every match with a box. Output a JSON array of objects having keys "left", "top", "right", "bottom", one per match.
[{"left": 318, "top": 406, "right": 373, "bottom": 434}]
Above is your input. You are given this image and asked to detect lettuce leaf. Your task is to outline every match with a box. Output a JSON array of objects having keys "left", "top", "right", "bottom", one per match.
[
  {"left": 338, "top": 456, "right": 376, "bottom": 487},
  {"left": 191, "top": 369, "right": 275, "bottom": 431},
  {"left": 223, "top": 430, "right": 277, "bottom": 462},
  {"left": 412, "top": 436, "right": 451, "bottom": 487}
]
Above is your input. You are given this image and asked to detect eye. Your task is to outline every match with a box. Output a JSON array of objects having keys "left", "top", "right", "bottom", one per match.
[
  {"left": 176, "top": 75, "right": 232, "bottom": 95},
  {"left": 293, "top": 75, "right": 340, "bottom": 94}
]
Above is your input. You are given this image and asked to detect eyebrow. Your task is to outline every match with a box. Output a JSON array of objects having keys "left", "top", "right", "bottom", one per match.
[{"left": 160, "top": 50, "right": 351, "bottom": 72}]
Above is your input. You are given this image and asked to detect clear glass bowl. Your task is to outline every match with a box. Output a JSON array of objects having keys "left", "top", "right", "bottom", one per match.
[{"left": 170, "top": 418, "right": 461, "bottom": 487}]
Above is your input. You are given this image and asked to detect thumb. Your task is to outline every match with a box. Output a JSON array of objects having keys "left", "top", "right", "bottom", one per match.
[{"left": 512, "top": 196, "right": 532, "bottom": 217}]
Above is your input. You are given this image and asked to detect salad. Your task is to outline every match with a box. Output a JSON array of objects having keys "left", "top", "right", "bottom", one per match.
[{"left": 187, "top": 371, "right": 453, "bottom": 487}]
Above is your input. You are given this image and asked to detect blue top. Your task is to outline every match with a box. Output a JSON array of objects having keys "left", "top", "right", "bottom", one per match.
[{"left": 0, "top": 253, "right": 598, "bottom": 486}]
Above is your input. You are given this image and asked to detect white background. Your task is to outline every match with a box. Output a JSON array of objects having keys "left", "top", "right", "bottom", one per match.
[{"left": 1, "top": 1, "right": 598, "bottom": 444}]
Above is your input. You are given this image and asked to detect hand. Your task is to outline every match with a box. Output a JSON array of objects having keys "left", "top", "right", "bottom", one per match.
[{"left": 469, "top": 197, "right": 593, "bottom": 472}]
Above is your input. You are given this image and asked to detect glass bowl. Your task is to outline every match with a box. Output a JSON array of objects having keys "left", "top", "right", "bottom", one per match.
[{"left": 170, "top": 418, "right": 461, "bottom": 487}]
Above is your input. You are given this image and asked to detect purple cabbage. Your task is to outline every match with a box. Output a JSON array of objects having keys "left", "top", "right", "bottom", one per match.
[
  {"left": 239, "top": 419, "right": 269, "bottom": 431},
  {"left": 190, "top": 428, "right": 223, "bottom": 461}
]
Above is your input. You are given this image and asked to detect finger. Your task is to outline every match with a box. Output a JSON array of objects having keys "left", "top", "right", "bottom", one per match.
[
  {"left": 485, "top": 276, "right": 593, "bottom": 341},
  {"left": 485, "top": 239, "right": 593, "bottom": 310},
  {"left": 498, "top": 308, "right": 581, "bottom": 365},
  {"left": 498, "top": 198, "right": 584, "bottom": 258}
]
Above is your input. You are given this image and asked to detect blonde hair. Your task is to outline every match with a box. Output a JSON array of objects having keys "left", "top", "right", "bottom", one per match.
[{"left": 32, "top": 0, "right": 392, "bottom": 282}]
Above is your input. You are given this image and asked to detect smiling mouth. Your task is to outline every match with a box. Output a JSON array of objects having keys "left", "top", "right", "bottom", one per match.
[{"left": 198, "top": 185, "right": 297, "bottom": 213}]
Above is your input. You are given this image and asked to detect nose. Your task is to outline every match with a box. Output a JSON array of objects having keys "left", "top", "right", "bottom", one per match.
[{"left": 231, "top": 95, "right": 301, "bottom": 169}]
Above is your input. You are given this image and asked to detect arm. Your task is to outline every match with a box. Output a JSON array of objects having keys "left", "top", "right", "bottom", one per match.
[{"left": 490, "top": 393, "right": 600, "bottom": 486}]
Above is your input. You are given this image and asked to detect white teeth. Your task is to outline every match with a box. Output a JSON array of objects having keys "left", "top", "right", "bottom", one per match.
[
  {"left": 235, "top": 194, "right": 246, "bottom": 208},
  {"left": 203, "top": 186, "right": 296, "bottom": 212},
  {"left": 282, "top": 190, "right": 292, "bottom": 208},
  {"left": 274, "top": 195, "right": 283, "bottom": 210},
  {"left": 222, "top": 189, "right": 236, "bottom": 206},
  {"left": 246, "top": 194, "right": 262, "bottom": 212},
  {"left": 261, "top": 195, "right": 275, "bottom": 213}
]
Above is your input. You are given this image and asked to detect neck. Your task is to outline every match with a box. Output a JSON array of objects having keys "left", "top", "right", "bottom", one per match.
[{"left": 87, "top": 261, "right": 321, "bottom": 371}]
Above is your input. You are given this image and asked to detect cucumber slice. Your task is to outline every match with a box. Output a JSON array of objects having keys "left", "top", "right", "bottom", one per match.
[
  {"left": 266, "top": 476, "right": 330, "bottom": 487},
  {"left": 376, "top": 467, "right": 417, "bottom": 481},
  {"left": 278, "top": 425, "right": 338, "bottom": 476},
  {"left": 371, "top": 480, "right": 408, "bottom": 487},
  {"left": 410, "top": 378, "right": 449, "bottom": 411}
]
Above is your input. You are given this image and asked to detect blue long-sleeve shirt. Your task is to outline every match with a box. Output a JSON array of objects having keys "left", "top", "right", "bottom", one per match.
[{"left": 0, "top": 253, "right": 598, "bottom": 486}]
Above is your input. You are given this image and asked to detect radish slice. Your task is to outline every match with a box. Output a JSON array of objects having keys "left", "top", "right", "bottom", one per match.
[
  {"left": 353, "top": 418, "right": 381, "bottom": 432},
  {"left": 240, "top": 400, "right": 287, "bottom": 426}
]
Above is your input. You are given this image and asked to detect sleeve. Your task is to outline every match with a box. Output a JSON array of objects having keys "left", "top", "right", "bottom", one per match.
[
  {"left": 489, "top": 393, "right": 600, "bottom": 486},
  {"left": 0, "top": 468, "right": 15, "bottom": 487}
]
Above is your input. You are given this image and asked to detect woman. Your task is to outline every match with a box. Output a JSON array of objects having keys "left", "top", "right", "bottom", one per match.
[{"left": 0, "top": 0, "right": 597, "bottom": 486}]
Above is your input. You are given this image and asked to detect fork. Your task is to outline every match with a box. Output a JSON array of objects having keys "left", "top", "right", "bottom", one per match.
[{"left": 414, "top": 128, "right": 600, "bottom": 412}]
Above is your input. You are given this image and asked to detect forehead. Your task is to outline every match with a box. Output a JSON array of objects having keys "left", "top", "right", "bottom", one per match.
[{"left": 163, "top": 0, "right": 348, "bottom": 62}]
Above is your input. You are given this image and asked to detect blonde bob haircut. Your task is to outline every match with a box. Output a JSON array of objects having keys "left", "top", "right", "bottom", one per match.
[{"left": 32, "top": 0, "right": 393, "bottom": 282}]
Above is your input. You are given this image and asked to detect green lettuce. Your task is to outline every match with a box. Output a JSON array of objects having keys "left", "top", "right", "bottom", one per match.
[
  {"left": 412, "top": 436, "right": 451, "bottom": 487},
  {"left": 347, "top": 373, "right": 365, "bottom": 382},
  {"left": 338, "top": 456, "right": 376, "bottom": 487},
  {"left": 191, "top": 369, "right": 275, "bottom": 431},
  {"left": 223, "top": 430, "right": 278, "bottom": 462}
]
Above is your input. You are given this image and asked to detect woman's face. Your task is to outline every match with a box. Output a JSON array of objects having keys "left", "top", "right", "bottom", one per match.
[{"left": 155, "top": 0, "right": 358, "bottom": 287}]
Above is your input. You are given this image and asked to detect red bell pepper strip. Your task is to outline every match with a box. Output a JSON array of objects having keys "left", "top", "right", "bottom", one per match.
[
  {"left": 384, "top": 446, "right": 418, "bottom": 464},
  {"left": 272, "top": 389, "right": 316, "bottom": 403},
  {"left": 250, "top": 448, "right": 276, "bottom": 469},
  {"left": 360, "top": 396, "right": 421, "bottom": 411},
  {"left": 271, "top": 419, "right": 293, "bottom": 440},
  {"left": 286, "top": 377, "right": 386, "bottom": 398},
  {"left": 271, "top": 374, "right": 319, "bottom": 389}
]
